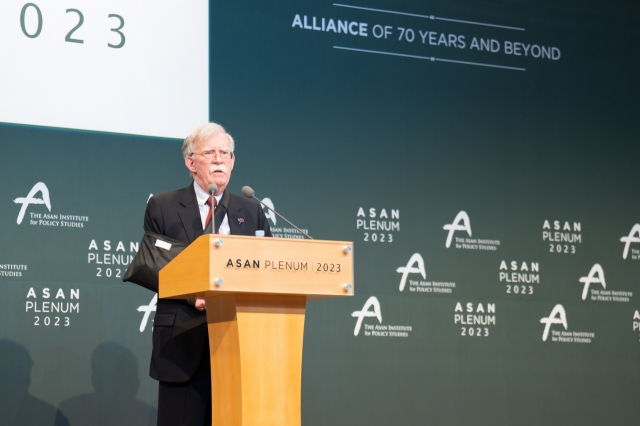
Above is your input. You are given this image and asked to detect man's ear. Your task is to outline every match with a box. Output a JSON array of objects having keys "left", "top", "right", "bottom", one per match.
[{"left": 185, "top": 155, "right": 196, "bottom": 173}]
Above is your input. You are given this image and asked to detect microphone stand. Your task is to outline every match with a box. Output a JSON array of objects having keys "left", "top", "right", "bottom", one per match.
[{"left": 252, "top": 195, "right": 313, "bottom": 240}]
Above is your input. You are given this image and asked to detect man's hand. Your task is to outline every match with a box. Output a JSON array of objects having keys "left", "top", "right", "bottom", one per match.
[{"left": 195, "top": 298, "right": 206, "bottom": 311}]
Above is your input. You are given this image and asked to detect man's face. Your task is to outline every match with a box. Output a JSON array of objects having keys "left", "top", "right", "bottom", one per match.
[{"left": 185, "top": 132, "right": 235, "bottom": 195}]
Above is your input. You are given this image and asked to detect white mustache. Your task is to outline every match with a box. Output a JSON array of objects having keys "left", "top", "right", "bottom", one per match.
[{"left": 210, "top": 164, "right": 227, "bottom": 174}]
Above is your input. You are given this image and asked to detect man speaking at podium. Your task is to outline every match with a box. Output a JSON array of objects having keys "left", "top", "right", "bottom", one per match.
[{"left": 144, "top": 123, "right": 272, "bottom": 426}]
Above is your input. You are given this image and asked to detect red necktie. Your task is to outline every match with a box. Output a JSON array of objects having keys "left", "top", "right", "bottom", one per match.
[{"left": 205, "top": 196, "right": 217, "bottom": 230}]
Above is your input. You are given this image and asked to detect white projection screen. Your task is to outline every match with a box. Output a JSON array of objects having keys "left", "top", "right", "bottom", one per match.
[{"left": 0, "top": 0, "right": 209, "bottom": 139}]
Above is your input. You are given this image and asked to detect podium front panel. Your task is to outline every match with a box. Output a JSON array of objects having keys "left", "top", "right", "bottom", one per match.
[{"left": 159, "top": 234, "right": 354, "bottom": 299}]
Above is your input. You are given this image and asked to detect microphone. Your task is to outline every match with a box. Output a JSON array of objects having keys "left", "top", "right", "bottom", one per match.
[
  {"left": 241, "top": 186, "right": 313, "bottom": 239},
  {"left": 207, "top": 184, "right": 218, "bottom": 234}
]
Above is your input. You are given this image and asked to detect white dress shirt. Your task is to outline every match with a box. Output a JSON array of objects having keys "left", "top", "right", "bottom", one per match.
[{"left": 193, "top": 182, "right": 230, "bottom": 235}]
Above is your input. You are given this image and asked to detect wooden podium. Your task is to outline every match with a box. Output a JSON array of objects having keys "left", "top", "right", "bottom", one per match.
[{"left": 159, "top": 234, "right": 354, "bottom": 426}]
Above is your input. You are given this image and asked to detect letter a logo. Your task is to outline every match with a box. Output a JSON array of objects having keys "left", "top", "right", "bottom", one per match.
[
  {"left": 620, "top": 224, "right": 640, "bottom": 259},
  {"left": 351, "top": 296, "right": 382, "bottom": 336},
  {"left": 137, "top": 294, "right": 157, "bottom": 332},
  {"left": 13, "top": 182, "right": 51, "bottom": 224},
  {"left": 539, "top": 304, "right": 568, "bottom": 341},
  {"left": 260, "top": 197, "right": 276, "bottom": 225},
  {"left": 579, "top": 264, "right": 606, "bottom": 300},
  {"left": 443, "top": 211, "right": 472, "bottom": 248},
  {"left": 396, "top": 253, "right": 426, "bottom": 291}
]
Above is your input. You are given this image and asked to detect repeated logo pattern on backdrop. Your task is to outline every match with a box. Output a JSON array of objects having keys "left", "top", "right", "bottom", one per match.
[{"left": 348, "top": 204, "right": 636, "bottom": 363}]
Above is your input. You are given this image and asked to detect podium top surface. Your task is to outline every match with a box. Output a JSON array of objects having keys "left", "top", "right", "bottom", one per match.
[{"left": 159, "top": 234, "right": 354, "bottom": 300}]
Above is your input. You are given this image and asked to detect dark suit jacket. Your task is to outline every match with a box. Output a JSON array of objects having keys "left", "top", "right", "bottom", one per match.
[{"left": 144, "top": 183, "right": 271, "bottom": 383}]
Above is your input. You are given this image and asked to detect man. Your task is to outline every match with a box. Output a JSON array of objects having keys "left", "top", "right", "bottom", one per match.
[{"left": 144, "top": 122, "right": 271, "bottom": 426}]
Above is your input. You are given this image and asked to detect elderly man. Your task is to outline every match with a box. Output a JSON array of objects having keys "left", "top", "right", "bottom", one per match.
[{"left": 144, "top": 122, "right": 271, "bottom": 426}]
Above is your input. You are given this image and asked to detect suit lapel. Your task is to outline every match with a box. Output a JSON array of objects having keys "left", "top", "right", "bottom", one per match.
[
  {"left": 213, "top": 190, "right": 230, "bottom": 234},
  {"left": 226, "top": 194, "right": 246, "bottom": 235},
  {"left": 177, "top": 183, "right": 203, "bottom": 243}
]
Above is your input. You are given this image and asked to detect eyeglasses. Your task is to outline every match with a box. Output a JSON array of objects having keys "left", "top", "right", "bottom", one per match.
[{"left": 192, "top": 149, "right": 232, "bottom": 161}]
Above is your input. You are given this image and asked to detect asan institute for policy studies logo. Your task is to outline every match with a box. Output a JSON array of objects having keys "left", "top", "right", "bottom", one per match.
[
  {"left": 539, "top": 304, "right": 595, "bottom": 343},
  {"left": 540, "top": 304, "right": 567, "bottom": 342},
  {"left": 351, "top": 296, "right": 413, "bottom": 338},
  {"left": 13, "top": 182, "right": 51, "bottom": 224},
  {"left": 260, "top": 196, "right": 310, "bottom": 239},
  {"left": 396, "top": 253, "right": 425, "bottom": 291},
  {"left": 351, "top": 296, "right": 382, "bottom": 336},
  {"left": 443, "top": 210, "right": 500, "bottom": 251},
  {"left": 578, "top": 263, "right": 632, "bottom": 303},
  {"left": 13, "top": 182, "right": 89, "bottom": 227},
  {"left": 443, "top": 211, "right": 472, "bottom": 248},
  {"left": 260, "top": 197, "right": 277, "bottom": 225},
  {"left": 138, "top": 294, "right": 157, "bottom": 333},
  {"left": 621, "top": 224, "right": 640, "bottom": 259},
  {"left": 579, "top": 264, "right": 606, "bottom": 301},
  {"left": 396, "top": 253, "right": 457, "bottom": 294}
]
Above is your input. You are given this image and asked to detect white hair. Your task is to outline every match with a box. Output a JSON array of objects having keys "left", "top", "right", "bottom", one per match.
[{"left": 182, "top": 122, "right": 235, "bottom": 159}]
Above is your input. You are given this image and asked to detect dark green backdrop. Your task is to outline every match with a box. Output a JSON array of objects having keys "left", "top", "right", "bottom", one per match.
[{"left": 1, "top": 0, "right": 639, "bottom": 425}]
